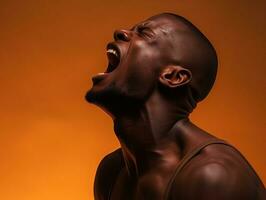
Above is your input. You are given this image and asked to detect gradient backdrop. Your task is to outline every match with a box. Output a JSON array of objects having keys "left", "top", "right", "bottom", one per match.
[{"left": 0, "top": 0, "right": 265, "bottom": 199}]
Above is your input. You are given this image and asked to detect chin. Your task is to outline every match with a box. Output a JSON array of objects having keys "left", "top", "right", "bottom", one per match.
[
  {"left": 85, "top": 89, "right": 96, "bottom": 103},
  {"left": 85, "top": 86, "right": 122, "bottom": 118},
  {"left": 85, "top": 83, "right": 118, "bottom": 105},
  {"left": 85, "top": 86, "right": 106, "bottom": 104},
  {"left": 86, "top": 84, "right": 140, "bottom": 116}
]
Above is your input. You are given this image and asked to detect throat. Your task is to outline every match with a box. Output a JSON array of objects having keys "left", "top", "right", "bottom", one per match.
[
  {"left": 112, "top": 90, "right": 193, "bottom": 178},
  {"left": 114, "top": 115, "right": 187, "bottom": 178}
]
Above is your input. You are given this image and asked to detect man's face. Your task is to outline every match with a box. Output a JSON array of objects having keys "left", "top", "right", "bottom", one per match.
[{"left": 86, "top": 14, "right": 180, "bottom": 113}]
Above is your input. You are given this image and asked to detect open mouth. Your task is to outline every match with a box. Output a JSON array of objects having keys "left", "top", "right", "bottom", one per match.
[
  {"left": 91, "top": 43, "right": 121, "bottom": 85},
  {"left": 105, "top": 43, "right": 121, "bottom": 73}
]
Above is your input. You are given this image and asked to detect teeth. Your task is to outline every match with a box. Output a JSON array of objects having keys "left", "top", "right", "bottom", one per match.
[{"left": 107, "top": 48, "right": 118, "bottom": 57}]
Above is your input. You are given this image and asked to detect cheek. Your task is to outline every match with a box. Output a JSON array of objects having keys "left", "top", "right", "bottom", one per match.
[
  {"left": 119, "top": 59, "right": 158, "bottom": 98},
  {"left": 114, "top": 40, "right": 162, "bottom": 99},
  {"left": 123, "top": 68, "right": 156, "bottom": 99},
  {"left": 130, "top": 39, "right": 160, "bottom": 61},
  {"left": 125, "top": 41, "right": 160, "bottom": 73}
]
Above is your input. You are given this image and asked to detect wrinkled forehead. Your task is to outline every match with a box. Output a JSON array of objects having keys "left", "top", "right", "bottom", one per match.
[{"left": 133, "top": 14, "right": 188, "bottom": 35}]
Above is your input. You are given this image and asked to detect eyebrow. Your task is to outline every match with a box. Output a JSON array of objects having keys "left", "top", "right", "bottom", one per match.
[{"left": 130, "top": 22, "right": 151, "bottom": 31}]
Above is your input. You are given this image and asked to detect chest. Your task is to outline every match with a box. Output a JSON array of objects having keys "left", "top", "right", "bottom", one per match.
[{"left": 110, "top": 168, "right": 173, "bottom": 200}]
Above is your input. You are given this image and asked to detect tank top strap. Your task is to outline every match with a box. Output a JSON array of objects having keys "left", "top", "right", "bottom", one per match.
[{"left": 164, "top": 139, "right": 229, "bottom": 200}]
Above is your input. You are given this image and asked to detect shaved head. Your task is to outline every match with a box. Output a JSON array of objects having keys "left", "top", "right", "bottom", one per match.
[{"left": 156, "top": 13, "right": 218, "bottom": 102}]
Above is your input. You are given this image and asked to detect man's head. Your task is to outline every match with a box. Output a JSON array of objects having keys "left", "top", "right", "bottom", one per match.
[{"left": 86, "top": 13, "right": 218, "bottom": 116}]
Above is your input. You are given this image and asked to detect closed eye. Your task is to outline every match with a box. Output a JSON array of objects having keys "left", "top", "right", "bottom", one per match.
[{"left": 137, "top": 26, "right": 154, "bottom": 38}]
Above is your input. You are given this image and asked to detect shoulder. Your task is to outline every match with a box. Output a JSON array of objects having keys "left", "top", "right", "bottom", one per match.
[
  {"left": 94, "top": 148, "right": 124, "bottom": 200},
  {"left": 170, "top": 144, "right": 263, "bottom": 200},
  {"left": 172, "top": 161, "right": 260, "bottom": 200}
]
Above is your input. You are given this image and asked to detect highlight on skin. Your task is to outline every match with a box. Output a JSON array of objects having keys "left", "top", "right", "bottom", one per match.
[{"left": 86, "top": 13, "right": 265, "bottom": 200}]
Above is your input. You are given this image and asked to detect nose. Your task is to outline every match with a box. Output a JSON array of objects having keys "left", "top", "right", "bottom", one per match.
[{"left": 113, "top": 29, "right": 131, "bottom": 42}]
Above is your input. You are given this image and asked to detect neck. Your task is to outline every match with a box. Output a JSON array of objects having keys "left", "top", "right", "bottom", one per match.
[{"left": 112, "top": 90, "right": 214, "bottom": 178}]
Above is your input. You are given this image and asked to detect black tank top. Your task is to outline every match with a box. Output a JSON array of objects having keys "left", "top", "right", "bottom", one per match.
[
  {"left": 108, "top": 139, "right": 263, "bottom": 200},
  {"left": 163, "top": 139, "right": 229, "bottom": 199}
]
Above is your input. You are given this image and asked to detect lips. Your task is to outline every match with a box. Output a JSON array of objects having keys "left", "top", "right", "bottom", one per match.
[{"left": 92, "top": 72, "right": 108, "bottom": 85}]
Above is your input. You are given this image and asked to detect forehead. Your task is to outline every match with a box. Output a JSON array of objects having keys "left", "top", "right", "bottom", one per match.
[{"left": 133, "top": 14, "right": 184, "bottom": 32}]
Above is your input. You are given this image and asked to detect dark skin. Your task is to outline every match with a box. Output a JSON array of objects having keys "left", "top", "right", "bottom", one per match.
[{"left": 86, "top": 13, "right": 265, "bottom": 200}]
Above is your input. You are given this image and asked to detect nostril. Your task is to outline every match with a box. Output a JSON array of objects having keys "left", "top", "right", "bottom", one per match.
[
  {"left": 114, "top": 30, "right": 130, "bottom": 41},
  {"left": 117, "top": 32, "right": 126, "bottom": 40}
]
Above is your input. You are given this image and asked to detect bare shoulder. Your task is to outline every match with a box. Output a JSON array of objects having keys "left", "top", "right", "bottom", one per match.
[
  {"left": 171, "top": 143, "right": 265, "bottom": 200},
  {"left": 94, "top": 148, "right": 124, "bottom": 200}
]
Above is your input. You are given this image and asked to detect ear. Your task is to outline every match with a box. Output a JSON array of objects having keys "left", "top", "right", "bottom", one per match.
[{"left": 159, "top": 65, "right": 192, "bottom": 88}]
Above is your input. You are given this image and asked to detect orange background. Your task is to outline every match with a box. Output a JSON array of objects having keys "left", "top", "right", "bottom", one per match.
[{"left": 0, "top": 1, "right": 265, "bottom": 199}]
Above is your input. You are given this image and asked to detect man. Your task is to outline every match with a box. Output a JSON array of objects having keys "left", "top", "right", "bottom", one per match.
[{"left": 85, "top": 13, "right": 265, "bottom": 200}]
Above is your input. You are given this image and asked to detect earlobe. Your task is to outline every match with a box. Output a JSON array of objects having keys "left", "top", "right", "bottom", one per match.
[{"left": 159, "top": 66, "right": 192, "bottom": 88}]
